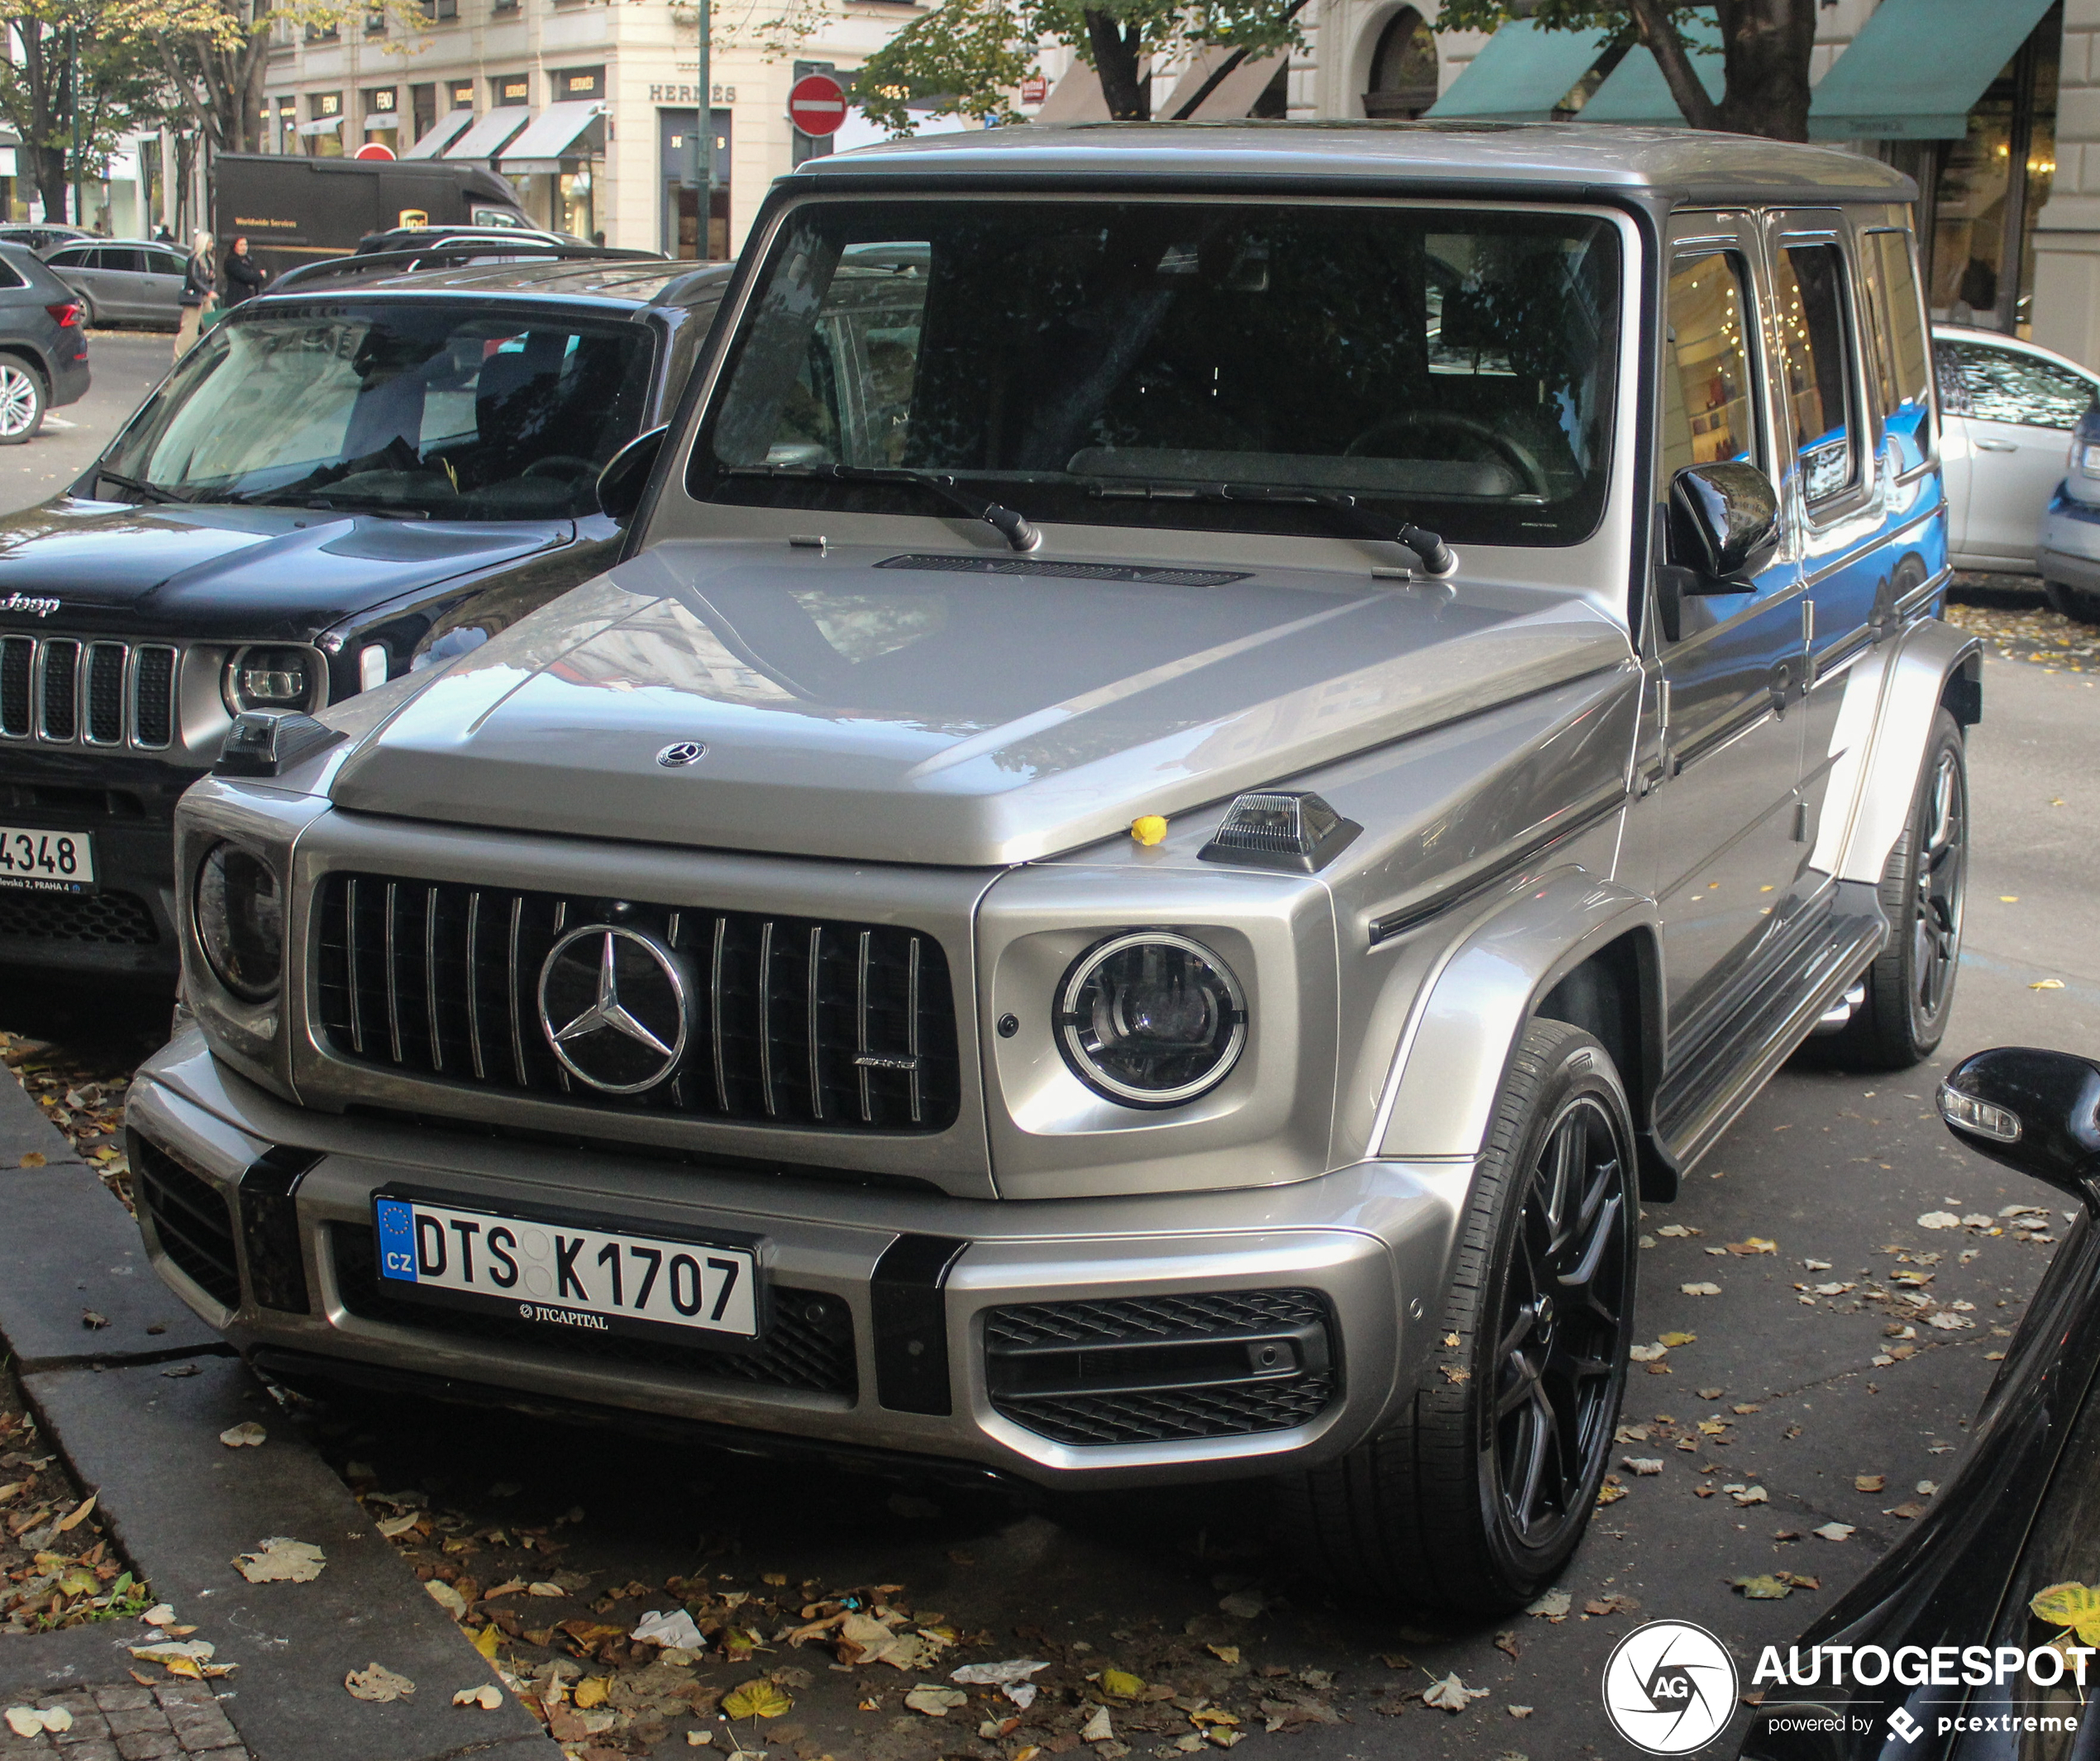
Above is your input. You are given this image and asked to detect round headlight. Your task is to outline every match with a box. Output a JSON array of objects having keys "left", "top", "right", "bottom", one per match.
[
  {"left": 223, "top": 646, "right": 317, "bottom": 715},
  {"left": 194, "top": 842, "right": 283, "bottom": 1002},
  {"left": 1056, "top": 932, "right": 1247, "bottom": 1107}
]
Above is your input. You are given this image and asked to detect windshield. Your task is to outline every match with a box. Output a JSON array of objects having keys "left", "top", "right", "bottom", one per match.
[
  {"left": 694, "top": 199, "right": 1621, "bottom": 546},
  {"left": 101, "top": 304, "right": 652, "bottom": 520}
]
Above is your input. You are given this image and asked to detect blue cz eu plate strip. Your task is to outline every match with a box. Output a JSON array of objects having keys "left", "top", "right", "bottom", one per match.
[{"left": 375, "top": 1197, "right": 417, "bottom": 1283}]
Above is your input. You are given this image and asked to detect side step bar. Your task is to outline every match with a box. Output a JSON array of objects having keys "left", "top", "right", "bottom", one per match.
[{"left": 1652, "top": 891, "right": 1887, "bottom": 1172}]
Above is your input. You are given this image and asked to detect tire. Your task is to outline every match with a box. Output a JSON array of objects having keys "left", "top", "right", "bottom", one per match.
[
  {"left": 0, "top": 359, "right": 45, "bottom": 445},
  {"left": 74, "top": 292, "right": 95, "bottom": 331},
  {"left": 2044, "top": 578, "right": 2100, "bottom": 624},
  {"left": 1276, "top": 1019, "right": 1638, "bottom": 1615},
  {"left": 1821, "top": 707, "right": 1967, "bottom": 1071}
]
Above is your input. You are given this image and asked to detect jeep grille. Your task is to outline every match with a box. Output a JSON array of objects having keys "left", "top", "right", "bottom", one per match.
[
  {"left": 313, "top": 873, "right": 961, "bottom": 1132},
  {"left": 0, "top": 634, "right": 178, "bottom": 749}
]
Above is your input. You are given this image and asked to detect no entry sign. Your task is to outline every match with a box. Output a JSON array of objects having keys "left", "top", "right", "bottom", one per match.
[{"left": 788, "top": 73, "right": 849, "bottom": 137}]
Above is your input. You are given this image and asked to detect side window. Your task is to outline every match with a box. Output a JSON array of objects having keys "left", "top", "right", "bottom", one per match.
[
  {"left": 46, "top": 248, "right": 88, "bottom": 270},
  {"left": 101, "top": 249, "right": 145, "bottom": 274},
  {"left": 1945, "top": 340, "right": 2096, "bottom": 432},
  {"left": 1860, "top": 229, "right": 1933, "bottom": 471},
  {"left": 1660, "top": 251, "right": 1760, "bottom": 482},
  {"left": 0, "top": 259, "right": 24, "bottom": 292},
  {"left": 1773, "top": 242, "right": 1859, "bottom": 506}
]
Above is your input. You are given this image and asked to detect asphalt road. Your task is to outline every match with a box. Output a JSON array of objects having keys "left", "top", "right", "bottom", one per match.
[
  {"left": 2, "top": 336, "right": 2094, "bottom": 1758},
  {"left": 0, "top": 327, "right": 171, "bottom": 508}
]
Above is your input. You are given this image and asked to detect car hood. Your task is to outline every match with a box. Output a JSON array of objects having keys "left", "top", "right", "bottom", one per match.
[
  {"left": 0, "top": 499, "right": 568, "bottom": 641},
  {"left": 326, "top": 539, "right": 1633, "bottom": 866}
]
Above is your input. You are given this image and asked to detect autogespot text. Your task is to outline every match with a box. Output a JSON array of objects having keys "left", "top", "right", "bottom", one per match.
[{"left": 1754, "top": 1643, "right": 2094, "bottom": 1689}]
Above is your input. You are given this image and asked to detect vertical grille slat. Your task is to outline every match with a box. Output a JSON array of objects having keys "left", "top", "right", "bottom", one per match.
[
  {"left": 313, "top": 873, "right": 960, "bottom": 1133},
  {"left": 39, "top": 638, "right": 79, "bottom": 741},
  {"left": 84, "top": 642, "right": 126, "bottom": 744},
  {"left": 131, "top": 645, "right": 175, "bottom": 747},
  {"left": 0, "top": 636, "right": 31, "bottom": 737}
]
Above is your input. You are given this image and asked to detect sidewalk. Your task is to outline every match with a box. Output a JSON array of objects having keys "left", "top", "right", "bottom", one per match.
[{"left": 0, "top": 1070, "right": 561, "bottom": 1761}]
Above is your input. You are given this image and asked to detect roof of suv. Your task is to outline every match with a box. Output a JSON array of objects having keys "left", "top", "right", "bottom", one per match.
[
  {"left": 798, "top": 120, "right": 1916, "bottom": 206},
  {"left": 254, "top": 255, "right": 733, "bottom": 315}
]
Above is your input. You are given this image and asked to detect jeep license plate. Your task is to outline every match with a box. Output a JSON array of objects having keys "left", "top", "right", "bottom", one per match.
[
  {"left": 373, "top": 1195, "right": 760, "bottom": 1341},
  {"left": 0, "top": 824, "right": 94, "bottom": 892}
]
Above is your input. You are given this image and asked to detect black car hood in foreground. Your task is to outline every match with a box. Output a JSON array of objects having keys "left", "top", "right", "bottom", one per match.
[
  {"left": 0, "top": 499, "right": 569, "bottom": 641},
  {"left": 1740, "top": 1210, "right": 2100, "bottom": 1759}
]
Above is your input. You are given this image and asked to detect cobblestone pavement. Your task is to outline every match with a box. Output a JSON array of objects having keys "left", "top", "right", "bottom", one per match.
[{"left": 0, "top": 1682, "right": 245, "bottom": 1760}]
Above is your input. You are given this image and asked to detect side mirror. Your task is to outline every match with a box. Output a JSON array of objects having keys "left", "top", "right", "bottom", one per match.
[
  {"left": 596, "top": 424, "right": 670, "bottom": 527},
  {"left": 1669, "top": 462, "right": 1782, "bottom": 591},
  {"left": 1938, "top": 1046, "right": 2100, "bottom": 1211}
]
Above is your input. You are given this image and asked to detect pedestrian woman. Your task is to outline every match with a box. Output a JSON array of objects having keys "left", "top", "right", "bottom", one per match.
[
  {"left": 174, "top": 230, "right": 217, "bottom": 360},
  {"left": 223, "top": 236, "right": 266, "bottom": 308}
]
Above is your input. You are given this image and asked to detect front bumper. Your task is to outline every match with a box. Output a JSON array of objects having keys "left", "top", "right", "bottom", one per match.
[
  {"left": 0, "top": 750, "right": 198, "bottom": 978},
  {"left": 127, "top": 1032, "right": 1470, "bottom": 1487}
]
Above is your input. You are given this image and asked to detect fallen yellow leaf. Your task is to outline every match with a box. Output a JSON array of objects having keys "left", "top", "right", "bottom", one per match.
[
  {"left": 1101, "top": 1668, "right": 1145, "bottom": 1699},
  {"left": 2031, "top": 1582, "right": 2100, "bottom": 1645},
  {"left": 722, "top": 1678, "right": 793, "bottom": 1720},
  {"left": 572, "top": 1676, "right": 611, "bottom": 1710}
]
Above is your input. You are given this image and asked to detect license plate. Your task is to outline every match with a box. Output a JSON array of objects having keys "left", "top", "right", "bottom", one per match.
[
  {"left": 373, "top": 1195, "right": 760, "bottom": 1343},
  {"left": 0, "top": 824, "right": 93, "bottom": 893}
]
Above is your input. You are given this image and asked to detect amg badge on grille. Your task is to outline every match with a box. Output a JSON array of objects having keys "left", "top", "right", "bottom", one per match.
[{"left": 537, "top": 925, "right": 690, "bottom": 1093}]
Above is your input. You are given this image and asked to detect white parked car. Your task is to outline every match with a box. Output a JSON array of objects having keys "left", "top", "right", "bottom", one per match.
[{"left": 1935, "top": 324, "right": 2098, "bottom": 573}]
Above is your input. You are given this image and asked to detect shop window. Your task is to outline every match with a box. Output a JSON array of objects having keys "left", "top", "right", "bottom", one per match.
[
  {"left": 493, "top": 74, "right": 530, "bottom": 106},
  {"left": 1773, "top": 242, "right": 1859, "bottom": 506},
  {"left": 448, "top": 80, "right": 475, "bottom": 109},
  {"left": 1661, "top": 251, "right": 1759, "bottom": 480}
]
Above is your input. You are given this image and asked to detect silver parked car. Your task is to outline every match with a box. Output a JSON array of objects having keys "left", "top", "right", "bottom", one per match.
[
  {"left": 41, "top": 238, "right": 189, "bottom": 329},
  {"left": 131, "top": 126, "right": 1977, "bottom": 1615},
  {"left": 1935, "top": 323, "right": 2099, "bottom": 574}
]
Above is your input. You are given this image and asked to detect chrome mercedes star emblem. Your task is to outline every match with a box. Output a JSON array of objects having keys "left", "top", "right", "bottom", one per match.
[
  {"left": 537, "top": 925, "right": 689, "bottom": 1094},
  {"left": 656, "top": 741, "right": 707, "bottom": 768}
]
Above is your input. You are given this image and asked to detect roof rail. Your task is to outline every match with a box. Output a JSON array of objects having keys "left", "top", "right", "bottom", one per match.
[{"left": 269, "top": 242, "right": 666, "bottom": 293}]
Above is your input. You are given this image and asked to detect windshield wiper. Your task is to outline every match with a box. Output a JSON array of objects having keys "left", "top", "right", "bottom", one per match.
[
  {"left": 90, "top": 467, "right": 182, "bottom": 505},
  {"left": 1086, "top": 478, "right": 1457, "bottom": 577},
  {"left": 725, "top": 463, "right": 1039, "bottom": 553}
]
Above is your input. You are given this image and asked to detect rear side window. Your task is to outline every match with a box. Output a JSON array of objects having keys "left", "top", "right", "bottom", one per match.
[
  {"left": 1660, "top": 251, "right": 1760, "bottom": 479},
  {"left": 1941, "top": 339, "right": 2095, "bottom": 431},
  {"left": 1773, "top": 242, "right": 1859, "bottom": 507},
  {"left": 1859, "top": 229, "right": 1933, "bottom": 471},
  {"left": 0, "top": 258, "right": 23, "bottom": 292},
  {"left": 100, "top": 249, "right": 146, "bottom": 274}
]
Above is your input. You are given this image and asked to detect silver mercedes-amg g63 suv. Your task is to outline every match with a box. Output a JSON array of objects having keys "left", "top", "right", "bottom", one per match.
[{"left": 130, "top": 123, "right": 1976, "bottom": 1614}]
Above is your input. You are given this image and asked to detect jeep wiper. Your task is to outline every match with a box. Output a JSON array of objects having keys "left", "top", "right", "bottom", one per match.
[
  {"left": 1085, "top": 477, "right": 1457, "bottom": 577},
  {"left": 724, "top": 463, "right": 1040, "bottom": 553},
  {"left": 91, "top": 467, "right": 181, "bottom": 505}
]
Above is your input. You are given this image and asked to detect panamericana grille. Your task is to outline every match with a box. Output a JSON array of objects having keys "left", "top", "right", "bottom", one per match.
[
  {"left": 332, "top": 1225, "right": 858, "bottom": 1396},
  {"left": 986, "top": 1290, "right": 1340, "bottom": 1448},
  {"left": 132, "top": 1134, "right": 241, "bottom": 1310},
  {"left": 313, "top": 874, "right": 960, "bottom": 1132},
  {"left": 0, "top": 634, "right": 178, "bottom": 748}
]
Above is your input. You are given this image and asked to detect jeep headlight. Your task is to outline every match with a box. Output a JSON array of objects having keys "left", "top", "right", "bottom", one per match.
[
  {"left": 1056, "top": 932, "right": 1246, "bottom": 1106},
  {"left": 223, "top": 645, "right": 318, "bottom": 714},
  {"left": 194, "top": 841, "right": 284, "bottom": 1002}
]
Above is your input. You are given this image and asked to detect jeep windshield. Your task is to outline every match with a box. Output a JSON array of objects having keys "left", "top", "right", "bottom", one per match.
[
  {"left": 695, "top": 199, "right": 1620, "bottom": 546},
  {"left": 96, "top": 304, "right": 652, "bottom": 520}
]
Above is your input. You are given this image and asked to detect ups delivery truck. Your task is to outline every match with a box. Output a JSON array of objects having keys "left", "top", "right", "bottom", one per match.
[{"left": 213, "top": 155, "right": 531, "bottom": 280}]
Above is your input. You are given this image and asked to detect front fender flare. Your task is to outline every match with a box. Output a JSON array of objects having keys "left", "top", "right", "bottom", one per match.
[{"left": 1372, "top": 866, "right": 1659, "bottom": 1163}]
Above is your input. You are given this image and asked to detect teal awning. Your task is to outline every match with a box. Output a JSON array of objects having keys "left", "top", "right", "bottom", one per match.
[
  {"left": 1809, "top": 0, "right": 2055, "bottom": 140},
  {"left": 1425, "top": 21, "right": 1615, "bottom": 122},
  {"left": 1577, "top": 15, "right": 1723, "bottom": 126}
]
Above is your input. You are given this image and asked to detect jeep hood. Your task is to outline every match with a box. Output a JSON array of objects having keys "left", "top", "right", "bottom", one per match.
[
  {"left": 327, "top": 540, "right": 1632, "bottom": 866},
  {"left": 0, "top": 499, "right": 566, "bottom": 641}
]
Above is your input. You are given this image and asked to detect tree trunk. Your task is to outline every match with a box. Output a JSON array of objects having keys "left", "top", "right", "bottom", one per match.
[
  {"left": 1712, "top": 0, "right": 1816, "bottom": 142},
  {"left": 1084, "top": 10, "right": 1148, "bottom": 120},
  {"left": 1625, "top": 0, "right": 1721, "bottom": 131},
  {"left": 33, "top": 145, "right": 69, "bottom": 225}
]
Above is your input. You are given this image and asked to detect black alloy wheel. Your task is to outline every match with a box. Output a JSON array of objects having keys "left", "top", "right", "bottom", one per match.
[
  {"left": 1491, "top": 1090, "right": 1634, "bottom": 1548},
  {"left": 1277, "top": 1019, "right": 1638, "bottom": 1614}
]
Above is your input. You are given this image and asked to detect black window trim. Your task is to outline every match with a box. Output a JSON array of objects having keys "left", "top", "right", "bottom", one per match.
[{"left": 1766, "top": 217, "right": 1876, "bottom": 532}]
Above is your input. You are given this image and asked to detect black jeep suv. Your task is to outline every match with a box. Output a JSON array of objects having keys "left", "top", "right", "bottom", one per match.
[{"left": 0, "top": 248, "right": 728, "bottom": 981}]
